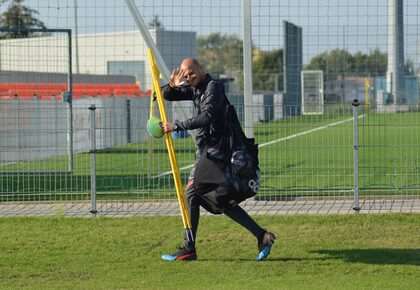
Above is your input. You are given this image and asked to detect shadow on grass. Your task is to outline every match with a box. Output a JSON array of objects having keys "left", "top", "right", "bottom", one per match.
[
  {"left": 313, "top": 248, "right": 420, "bottom": 266},
  {"left": 197, "top": 257, "right": 321, "bottom": 263}
]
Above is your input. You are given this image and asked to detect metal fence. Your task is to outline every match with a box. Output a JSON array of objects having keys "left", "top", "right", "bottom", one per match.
[
  {"left": 1, "top": 98, "right": 419, "bottom": 216},
  {"left": 0, "top": 0, "right": 420, "bottom": 215}
]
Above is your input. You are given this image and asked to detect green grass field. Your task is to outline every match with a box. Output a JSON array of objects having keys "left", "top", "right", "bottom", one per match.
[
  {"left": 0, "top": 214, "right": 419, "bottom": 289},
  {"left": 1, "top": 109, "right": 420, "bottom": 199}
]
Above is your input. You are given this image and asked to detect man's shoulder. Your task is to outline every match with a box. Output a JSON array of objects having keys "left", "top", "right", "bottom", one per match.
[
  {"left": 199, "top": 74, "right": 214, "bottom": 86},
  {"left": 205, "top": 77, "right": 224, "bottom": 92}
]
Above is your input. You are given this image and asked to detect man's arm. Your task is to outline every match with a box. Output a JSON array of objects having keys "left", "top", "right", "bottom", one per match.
[
  {"left": 161, "top": 82, "right": 224, "bottom": 133},
  {"left": 161, "top": 67, "right": 194, "bottom": 101},
  {"left": 178, "top": 81, "right": 224, "bottom": 130},
  {"left": 161, "top": 84, "right": 194, "bottom": 101}
]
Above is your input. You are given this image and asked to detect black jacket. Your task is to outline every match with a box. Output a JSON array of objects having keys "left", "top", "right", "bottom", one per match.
[{"left": 162, "top": 74, "right": 228, "bottom": 153}]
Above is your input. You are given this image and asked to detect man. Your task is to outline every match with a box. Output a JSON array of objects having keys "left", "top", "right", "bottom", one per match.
[{"left": 160, "top": 58, "right": 275, "bottom": 261}]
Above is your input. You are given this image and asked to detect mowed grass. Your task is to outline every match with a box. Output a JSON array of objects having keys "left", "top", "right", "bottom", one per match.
[{"left": 0, "top": 214, "right": 419, "bottom": 289}]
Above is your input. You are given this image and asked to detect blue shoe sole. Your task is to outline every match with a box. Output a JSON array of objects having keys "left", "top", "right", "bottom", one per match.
[
  {"left": 256, "top": 244, "right": 273, "bottom": 261},
  {"left": 161, "top": 254, "right": 177, "bottom": 261},
  {"left": 161, "top": 253, "right": 197, "bottom": 261}
]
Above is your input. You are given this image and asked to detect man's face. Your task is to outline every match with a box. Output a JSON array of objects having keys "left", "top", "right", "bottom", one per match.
[{"left": 180, "top": 61, "right": 203, "bottom": 87}]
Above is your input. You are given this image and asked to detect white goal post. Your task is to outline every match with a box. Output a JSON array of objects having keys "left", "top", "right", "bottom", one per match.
[{"left": 301, "top": 70, "right": 324, "bottom": 115}]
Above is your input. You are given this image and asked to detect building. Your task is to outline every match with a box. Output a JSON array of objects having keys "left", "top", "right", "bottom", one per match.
[{"left": 0, "top": 28, "right": 196, "bottom": 91}]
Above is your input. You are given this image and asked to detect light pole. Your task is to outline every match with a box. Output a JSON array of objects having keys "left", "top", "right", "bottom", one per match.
[{"left": 74, "top": 0, "right": 80, "bottom": 74}]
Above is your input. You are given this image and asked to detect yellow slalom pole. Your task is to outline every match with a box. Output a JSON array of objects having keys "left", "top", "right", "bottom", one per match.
[
  {"left": 147, "top": 49, "right": 192, "bottom": 232},
  {"left": 147, "top": 86, "right": 156, "bottom": 178},
  {"left": 150, "top": 86, "right": 155, "bottom": 119}
]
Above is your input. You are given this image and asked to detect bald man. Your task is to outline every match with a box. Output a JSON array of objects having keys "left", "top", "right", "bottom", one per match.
[{"left": 160, "top": 58, "right": 275, "bottom": 261}]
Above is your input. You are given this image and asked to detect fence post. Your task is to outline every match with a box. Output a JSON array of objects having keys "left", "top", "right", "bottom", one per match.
[
  {"left": 352, "top": 99, "right": 360, "bottom": 213},
  {"left": 89, "top": 104, "right": 97, "bottom": 216},
  {"left": 126, "top": 99, "right": 132, "bottom": 143}
]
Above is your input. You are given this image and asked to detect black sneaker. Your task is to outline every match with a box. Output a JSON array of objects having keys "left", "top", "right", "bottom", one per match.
[
  {"left": 161, "top": 246, "right": 197, "bottom": 261},
  {"left": 256, "top": 232, "right": 276, "bottom": 261}
]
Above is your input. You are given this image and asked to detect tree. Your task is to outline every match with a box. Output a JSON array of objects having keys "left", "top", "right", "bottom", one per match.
[
  {"left": 404, "top": 57, "right": 419, "bottom": 75},
  {"left": 306, "top": 49, "right": 355, "bottom": 103},
  {"left": 148, "top": 15, "right": 162, "bottom": 29},
  {"left": 306, "top": 48, "right": 388, "bottom": 77},
  {"left": 0, "top": 0, "right": 46, "bottom": 39},
  {"left": 366, "top": 48, "right": 387, "bottom": 76},
  {"left": 252, "top": 48, "right": 283, "bottom": 92},
  {"left": 197, "top": 32, "right": 244, "bottom": 92},
  {"left": 305, "top": 51, "right": 328, "bottom": 72},
  {"left": 197, "top": 32, "right": 284, "bottom": 93},
  {"left": 353, "top": 51, "right": 368, "bottom": 74},
  {"left": 197, "top": 32, "right": 243, "bottom": 75},
  {"left": 306, "top": 48, "right": 354, "bottom": 76},
  {"left": 306, "top": 48, "right": 389, "bottom": 104}
]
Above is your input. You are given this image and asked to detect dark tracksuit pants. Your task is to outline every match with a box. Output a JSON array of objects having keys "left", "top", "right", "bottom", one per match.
[{"left": 184, "top": 150, "right": 266, "bottom": 249}]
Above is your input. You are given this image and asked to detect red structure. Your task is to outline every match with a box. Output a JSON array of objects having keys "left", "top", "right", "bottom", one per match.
[{"left": 0, "top": 82, "right": 146, "bottom": 100}]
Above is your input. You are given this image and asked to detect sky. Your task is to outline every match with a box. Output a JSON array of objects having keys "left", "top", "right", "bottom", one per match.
[{"left": 1, "top": 0, "right": 419, "bottom": 65}]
